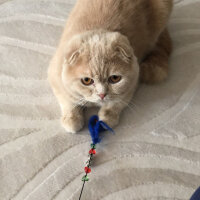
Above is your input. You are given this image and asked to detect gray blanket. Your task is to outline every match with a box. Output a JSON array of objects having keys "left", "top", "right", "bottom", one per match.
[{"left": 0, "top": 0, "right": 200, "bottom": 199}]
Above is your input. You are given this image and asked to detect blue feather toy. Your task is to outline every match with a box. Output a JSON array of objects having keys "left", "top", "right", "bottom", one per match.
[
  {"left": 88, "top": 115, "right": 114, "bottom": 144},
  {"left": 190, "top": 187, "right": 200, "bottom": 200}
]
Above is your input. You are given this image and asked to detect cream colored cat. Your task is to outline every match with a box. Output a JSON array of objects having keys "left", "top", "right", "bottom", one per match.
[{"left": 48, "top": 0, "right": 173, "bottom": 133}]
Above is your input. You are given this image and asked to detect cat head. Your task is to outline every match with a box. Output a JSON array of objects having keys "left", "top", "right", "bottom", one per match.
[{"left": 62, "top": 31, "right": 139, "bottom": 105}]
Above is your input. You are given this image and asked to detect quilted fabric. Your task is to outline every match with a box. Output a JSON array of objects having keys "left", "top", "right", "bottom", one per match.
[{"left": 0, "top": 0, "right": 200, "bottom": 199}]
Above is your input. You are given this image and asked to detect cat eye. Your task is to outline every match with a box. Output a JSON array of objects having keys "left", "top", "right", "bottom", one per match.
[
  {"left": 81, "top": 77, "right": 94, "bottom": 86},
  {"left": 108, "top": 75, "right": 122, "bottom": 84}
]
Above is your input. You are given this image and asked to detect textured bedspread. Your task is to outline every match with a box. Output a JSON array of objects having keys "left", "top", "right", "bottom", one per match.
[{"left": 0, "top": 0, "right": 200, "bottom": 199}]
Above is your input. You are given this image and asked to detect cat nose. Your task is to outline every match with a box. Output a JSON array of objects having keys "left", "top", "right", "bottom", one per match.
[{"left": 98, "top": 93, "right": 106, "bottom": 100}]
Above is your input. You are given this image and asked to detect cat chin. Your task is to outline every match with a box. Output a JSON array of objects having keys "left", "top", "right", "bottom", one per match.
[
  {"left": 87, "top": 99, "right": 118, "bottom": 107},
  {"left": 87, "top": 100, "right": 106, "bottom": 106},
  {"left": 82, "top": 98, "right": 111, "bottom": 107},
  {"left": 82, "top": 101, "right": 103, "bottom": 108}
]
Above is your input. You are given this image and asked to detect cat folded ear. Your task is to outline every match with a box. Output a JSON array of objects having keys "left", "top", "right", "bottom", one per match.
[
  {"left": 64, "top": 36, "right": 83, "bottom": 66},
  {"left": 110, "top": 32, "right": 134, "bottom": 63},
  {"left": 66, "top": 49, "right": 80, "bottom": 65},
  {"left": 116, "top": 45, "right": 132, "bottom": 63}
]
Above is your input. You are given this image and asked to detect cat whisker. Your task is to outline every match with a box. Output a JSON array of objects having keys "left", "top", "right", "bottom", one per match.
[
  {"left": 69, "top": 98, "right": 85, "bottom": 111},
  {"left": 131, "top": 98, "right": 144, "bottom": 108},
  {"left": 128, "top": 101, "right": 140, "bottom": 110},
  {"left": 118, "top": 99, "right": 135, "bottom": 113},
  {"left": 77, "top": 99, "right": 88, "bottom": 111},
  {"left": 118, "top": 98, "right": 141, "bottom": 115}
]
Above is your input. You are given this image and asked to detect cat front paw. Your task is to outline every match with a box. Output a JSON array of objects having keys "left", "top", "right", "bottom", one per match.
[
  {"left": 98, "top": 109, "right": 119, "bottom": 128},
  {"left": 61, "top": 114, "right": 84, "bottom": 133}
]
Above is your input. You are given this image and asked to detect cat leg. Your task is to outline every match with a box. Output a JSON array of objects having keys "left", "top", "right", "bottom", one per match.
[
  {"left": 61, "top": 102, "right": 84, "bottom": 133},
  {"left": 55, "top": 89, "right": 84, "bottom": 133},
  {"left": 53, "top": 87, "right": 84, "bottom": 133},
  {"left": 48, "top": 53, "right": 84, "bottom": 133},
  {"left": 140, "top": 29, "right": 172, "bottom": 84},
  {"left": 48, "top": 75, "right": 84, "bottom": 133},
  {"left": 98, "top": 102, "right": 126, "bottom": 128}
]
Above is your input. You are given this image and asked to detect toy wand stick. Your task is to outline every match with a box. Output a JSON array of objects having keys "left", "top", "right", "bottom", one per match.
[{"left": 78, "top": 115, "right": 113, "bottom": 200}]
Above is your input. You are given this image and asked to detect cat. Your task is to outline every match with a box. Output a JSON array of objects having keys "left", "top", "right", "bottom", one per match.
[{"left": 48, "top": 0, "right": 173, "bottom": 133}]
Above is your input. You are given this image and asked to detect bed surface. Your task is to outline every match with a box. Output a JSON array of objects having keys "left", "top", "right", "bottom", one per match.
[{"left": 0, "top": 0, "right": 200, "bottom": 199}]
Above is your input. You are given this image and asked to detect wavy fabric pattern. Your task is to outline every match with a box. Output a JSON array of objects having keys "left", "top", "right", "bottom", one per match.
[{"left": 0, "top": 0, "right": 200, "bottom": 199}]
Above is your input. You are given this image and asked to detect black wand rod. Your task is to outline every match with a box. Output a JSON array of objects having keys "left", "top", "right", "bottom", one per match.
[
  {"left": 79, "top": 180, "right": 86, "bottom": 200},
  {"left": 78, "top": 152, "right": 94, "bottom": 200}
]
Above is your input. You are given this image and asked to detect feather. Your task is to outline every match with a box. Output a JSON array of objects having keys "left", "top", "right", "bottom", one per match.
[
  {"left": 88, "top": 115, "right": 114, "bottom": 144},
  {"left": 190, "top": 187, "right": 200, "bottom": 200}
]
